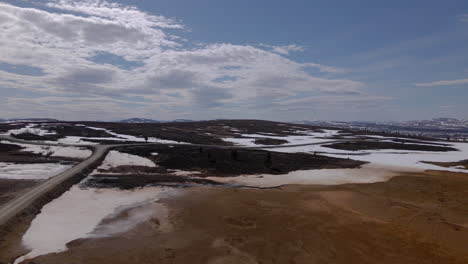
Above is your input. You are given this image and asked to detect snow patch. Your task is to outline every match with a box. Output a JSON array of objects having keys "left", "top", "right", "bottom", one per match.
[
  {"left": 169, "top": 170, "right": 201, "bottom": 176},
  {"left": 0, "top": 163, "right": 73, "bottom": 180},
  {"left": 206, "top": 164, "right": 397, "bottom": 188},
  {"left": 97, "top": 150, "right": 156, "bottom": 171},
  {"left": 15, "top": 186, "right": 175, "bottom": 263}
]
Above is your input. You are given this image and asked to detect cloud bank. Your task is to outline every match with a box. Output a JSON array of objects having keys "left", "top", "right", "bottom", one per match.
[{"left": 0, "top": 0, "right": 387, "bottom": 120}]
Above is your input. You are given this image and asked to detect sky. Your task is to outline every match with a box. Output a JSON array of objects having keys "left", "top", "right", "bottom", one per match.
[{"left": 0, "top": 0, "right": 468, "bottom": 121}]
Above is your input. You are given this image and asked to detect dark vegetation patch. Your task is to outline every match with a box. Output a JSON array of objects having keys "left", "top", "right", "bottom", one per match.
[
  {"left": 85, "top": 174, "right": 223, "bottom": 190},
  {"left": 422, "top": 160, "right": 468, "bottom": 170},
  {"left": 390, "top": 138, "right": 451, "bottom": 146},
  {"left": 254, "top": 138, "right": 288, "bottom": 145},
  {"left": 117, "top": 145, "right": 366, "bottom": 177},
  {"left": 324, "top": 141, "right": 457, "bottom": 152},
  {"left": 95, "top": 165, "right": 166, "bottom": 174},
  {"left": 0, "top": 143, "right": 22, "bottom": 152},
  {"left": 50, "top": 124, "right": 113, "bottom": 138},
  {"left": 11, "top": 133, "right": 60, "bottom": 141}
]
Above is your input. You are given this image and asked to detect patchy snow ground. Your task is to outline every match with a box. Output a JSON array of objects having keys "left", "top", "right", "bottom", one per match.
[
  {"left": 223, "top": 129, "right": 340, "bottom": 147},
  {"left": 0, "top": 163, "right": 73, "bottom": 180},
  {"left": 3, "top": 123, "right": 185, "bottom": 145},
  {"left": 206, "top": 164, "right": 397, "bottom": 188},
  {"left": 1, "top": 124, "right": 56, "bottom": 136},
  {"left": 14, "top": 186, "right": 176, "bottom": 264},
  {"left": 1, "top": 141, "right": 92, "bottom": 159},
  {"left": 96, "top": 150, "right": 156, "bottom": 171},
  {"left": 43, "top": 124, "right": 184, "bottom": 145},
  {"left": 267, "top": 141, "right": 468, "bottom": 173},
  {"left": 84, "top": 125, "right": 182, "bottom": 144}
]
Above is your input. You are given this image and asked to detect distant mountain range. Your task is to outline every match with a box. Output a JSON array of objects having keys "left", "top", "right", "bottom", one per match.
[
  {"left": 119, "top": 118, "right": 161, "bottom": 123},
  {"left": 0, "top": 117, "right": 195, "bottom": 124},
  {"left": 0, "top": 118, "right": 59, "bottom": 123},
  {"left": 118, "top": 118, "right": 194, "bottom": 123},
  {"left": 297, "top": 118, "right": 468, "bottom": 140}
]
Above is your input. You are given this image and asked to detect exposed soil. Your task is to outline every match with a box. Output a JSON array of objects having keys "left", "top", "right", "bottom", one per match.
[
  {"left": 253, "top": 138, "right": 288, "bottom": 145},
  {"left": 13, "top": 170, "right": 468, "bottom": 264},
  {"left": 324, "top": 141, "right": 457, "bottom": 152},
  {"left": 118, "top": 145, "right": 366, "bottom": 177}
]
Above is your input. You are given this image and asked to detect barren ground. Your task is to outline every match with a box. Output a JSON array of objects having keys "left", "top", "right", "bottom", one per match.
[{"left": 2, "top": 169, "right": 467, "bottom": 264}]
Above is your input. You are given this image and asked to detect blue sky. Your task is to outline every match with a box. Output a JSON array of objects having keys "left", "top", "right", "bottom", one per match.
[{"left": 0, "top": 0, "right": 467, "bottom": 121}]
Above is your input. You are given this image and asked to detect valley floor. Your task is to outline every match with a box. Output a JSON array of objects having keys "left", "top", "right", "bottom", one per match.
[{"left": 1, "top": 169, "right": 468, "bottom": 264}]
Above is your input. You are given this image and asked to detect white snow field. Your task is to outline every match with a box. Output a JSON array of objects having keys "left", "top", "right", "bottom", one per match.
[
  {"left": 14, "top": 186, "right": 176, "bottom": 264},
  {"left": 0, "top": 163, "right": 73, "bottom": 180},
  {"left": 223, "top": 129, "right": 340, "bottom": 147},
  {"left": 206, "top": 164, "right": 397, "bottom": 188},
  {"left": 96, "top": 150, "right": 156, "bottom": 171}
]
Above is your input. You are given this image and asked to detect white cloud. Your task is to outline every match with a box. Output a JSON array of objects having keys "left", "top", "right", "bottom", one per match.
[
  {"left": 302, "top": 63, "right": 348, "bottom": 73},
  {"left": 0, "top": 0, "right": 385, "bottom": 120},
  {"left": 415, "top": 78, "right": 468, "bottom": 87},
  {"left": 271, "top": 44, "right": 305, "bottom": 55},
  {"left": 45, "top": 0, "right": 183, "bottom": 29},
  {"left": 258, "top": 44, "right": 306, "bottom": 56}
]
